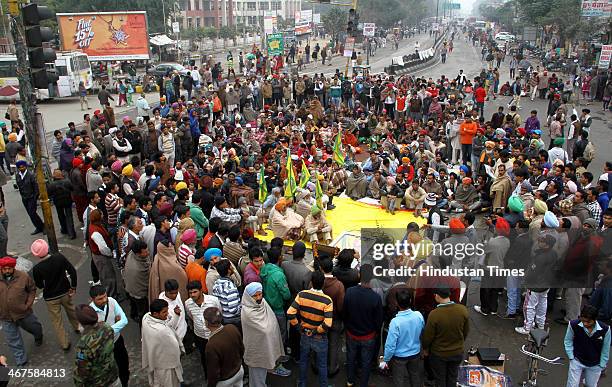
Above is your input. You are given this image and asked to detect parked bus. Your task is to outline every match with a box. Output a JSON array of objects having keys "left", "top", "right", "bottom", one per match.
[{"left": 0, "top": 51, "right": 92, "bottom": 101}]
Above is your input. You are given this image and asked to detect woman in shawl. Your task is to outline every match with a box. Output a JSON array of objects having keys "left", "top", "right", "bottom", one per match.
[
  {"left": 269, "top": 198, "right": 304, "bottom": 240},
  {"left": 59, "top": 138, "right": 74, "bottom": 172},
  {"left": 346, "top": 165, "right": 368, "bottom": 200},
  {"left": 490, "top": 164, "right": 513, "bottom": 210},
  {"left": 148, "top": 239, "right": 188, "bottom": 303},
  {"left": 241, "top": 282, "right": 287, "bottom": 386}
]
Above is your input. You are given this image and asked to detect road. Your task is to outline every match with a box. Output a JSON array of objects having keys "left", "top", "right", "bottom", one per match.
[{"left": 1, "top": 33, "right": 610, "bottom": 387}]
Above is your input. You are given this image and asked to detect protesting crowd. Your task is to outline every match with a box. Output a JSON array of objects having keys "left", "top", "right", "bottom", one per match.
[{"left": 0, "top": 24, "right": 610, "bottom": 387}]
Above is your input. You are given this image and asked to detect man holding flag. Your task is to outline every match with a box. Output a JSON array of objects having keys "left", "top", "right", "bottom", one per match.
[{"left": 256, "top": 165, "right": 281, "bottom": 236}]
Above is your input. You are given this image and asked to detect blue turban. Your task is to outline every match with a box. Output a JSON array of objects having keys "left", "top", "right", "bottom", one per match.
[
  {"left": 235, "top": 176, "right": 244, "bottom": 186},
  {"left": 15, "top": 160, "right": 27, "bottom": 168},
  {"left": 245, "top": 282, "right": 263, "bottom": 296},
  {"left": 459, "top": 165, "right": 469, "bottom": 174},
  {"left": 543, "top": 211, "right": 559, "bottom": 228},
  {"left": 204, "top": 248, "right": 222, "bottom": 262}
]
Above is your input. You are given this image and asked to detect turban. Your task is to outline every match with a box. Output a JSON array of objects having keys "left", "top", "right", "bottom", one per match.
[
  {"left": 559, "top": 199, "right": 573, "bottom": 211},
  {"left": 213, "top": 178, "right": 224, "bottom": 187},
  {"left": 543, "top": 211, "right": 560, "bottom": 228},
  {"left": 176, "top": 181, "right": 188, "bottom": 191},
  {"left": 15, "top": 160, "right": 27, "bottom": 168},
  {"left": 275, "top": 198, "right": 288, "bottom": 211},
  {"left": 495, "top": 218, "right": 510, "bottom": 236},
  {"left": 75, "top": 304, "right": 99, "bottom": 325},
  {"left": 425, "top": 192, "right": 437, "bottom": 206},
  {"left": 245, "top": 282, "right": 263, "bottom": 296},
  {"left": 530, "top": 139, "right": 540, "bottom": 147},
  {"left": 0, "top": 256, "right": 16, "bottom": 268},
  {"left": 108, "top": 127, "right": 118, "bottom": 135},
  {"left": 235, "top": 177, "right": 243, "bottom": 186},
  {"left": 111, "top": 160, "right": 123, "bottom": 172},
  {"left": 180, "top": 229, "right": 197, "bottom": 245},
  {"left": 122, "top": 116, "right": 130, "bottom": 122},
  {"left": 72, "top": 158, "right": 83, "bottom": 168},
  {"left": 459, "top": 165, "right": 469, "bottom": 174},
  {"left": 30, "top": 239, "right": 49, "bottom": 258},
  {"left": 533, "top": 129, "right": 542, "bottom": 135},
  {"left": 477, "top": 127, "right": 485, "bottom": 134},
  {"left": 311, "top": 205, "right": 321, "bottom": 216},
  {"left": 462, "top": 177, "right": 472, "bottom": 185},
  {"left": 534, "top": 199, "right": 547, "bottom": 215},
  {"left": 449, "top": 218, "right": 465, "bottom": 233},
  {"left": 553, "top": 137, "right": 565, "bottom": 146},
  {"left": 159, "top": 202, "right": 173, "bottom": 217},
  {"left": 7, "top": 133, "right": 17, "bottom": 142},
  {"left": 401, "top": 157, "right": 410, "bottom": 163},
  {"left": 495, "top": 128, "right": 506, "bottom": 137},
  {"left": 122, "top": 164, "right": 133, "bottom": 176},
  {"left": 566, "top": 180, "right": 577, "bottom": 194},
  {"left": 521, "top": 180, "right": 533, "bottom": 192},
  {"left": 387, "top": 176, "right": 396, "bottom": 185},
  {"left": 93, "top": 109, "right": 101, "bottom": 115},
  {"left": 508, "top": 195, "right": 524, "bottom": 213},
  {"left": 517, "top": 127, "right": 526, "bottom": 136},
  {"left": 485, "top": 141, "right": 496, "bottom": 149},
  {"left": 204, "top": 248, "right": 222, "bottom": 262}
]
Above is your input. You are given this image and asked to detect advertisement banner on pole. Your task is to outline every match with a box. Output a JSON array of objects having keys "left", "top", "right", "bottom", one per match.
[
  {"left": 294, "top": 9, "right": 312, "bottom": 35},
  {"left": 267, "top": 33, "right": 284, "bottom": 56},
  {"left": 57, "top": 11, "right": 150, "bottom": 60},
  {"left": 599, "top": 45, "right": 612, "bottom": 69},
  {"left": 363, "top": 23, "right": 376, "bottom": 37},
  {"left": 264, "top": 11, "right": 277, "bottom": 34},
  {"left": 581, "top": 0, "right": 612, "bottom": 17},
  {"left": 344, "top": 37, "right": 355, "bottom": 57},
  {"left": 313, "top": 13, "right": 321, "bottom": 24}
]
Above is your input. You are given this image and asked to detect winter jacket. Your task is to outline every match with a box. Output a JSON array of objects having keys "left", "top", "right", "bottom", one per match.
[{"left": 259, "top": 263, "right": 291, "bottom": 313}]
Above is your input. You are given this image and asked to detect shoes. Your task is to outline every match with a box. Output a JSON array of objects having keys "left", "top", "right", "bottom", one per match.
[
  {"left": 268, "top": 365, "right": 291, "bottom": 377},
  {"left": 31, "top": 229, "right": 43, "bottom": 235},
  {"left": 88, "top": 280, "right": 101, "bottom": 286},
  {"left": 515, "top": 326, "right": 529, "bottom": 335},
  {"left": 327, "top": 204, "right": 336, "bottom": 210},
  {"left": 474, "top": 305, "right": 489, "bottom": 316},
  {"left": 35, "top": 336, "right": 43, "bottom": 346}
]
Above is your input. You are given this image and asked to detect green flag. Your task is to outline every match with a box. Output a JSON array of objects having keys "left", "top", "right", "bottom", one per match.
[
  {"left": 258, "top": 165, "right": 268, "bottom": 202},
  {"left": 284, "top": 150, "right": 297, "bottom": 199},
  {"left": 315, "top": 173, "right": 324, "bottom": 209},
  {"left": 333, "top": 133, "right": 345, "bottom": 166},
  {"left": 299, "top": 159, "right": 311, "bottom": 189}
]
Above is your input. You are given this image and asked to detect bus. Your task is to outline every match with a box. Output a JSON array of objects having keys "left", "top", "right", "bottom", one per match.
[{"left": 0, "top": 51, "right": 92, "bottom": 101}]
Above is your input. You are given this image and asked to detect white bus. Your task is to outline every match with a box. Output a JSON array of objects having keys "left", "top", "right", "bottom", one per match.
[{"left": 0, "top": 51, "right": 92, "bottom": 101}]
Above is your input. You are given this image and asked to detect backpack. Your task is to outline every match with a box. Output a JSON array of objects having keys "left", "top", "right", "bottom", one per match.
[{"left": 584, "top": 141, "right": 595, "bottom": 161}]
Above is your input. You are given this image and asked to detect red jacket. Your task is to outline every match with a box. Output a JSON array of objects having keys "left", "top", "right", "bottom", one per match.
[{"left": 474, "top": 87, "right": 486, "bottom": 103}]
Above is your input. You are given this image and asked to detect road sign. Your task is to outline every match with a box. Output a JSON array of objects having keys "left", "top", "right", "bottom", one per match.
[
  {"left": 363, "top": 23, "right": 375, "bottom": 37},
  {"left": 172, "top": 21, "right": 180, "bottom": 34},
  {"left": 599, "top": 45, "right": 612, "bottom": 69},
  {"left": 344, "top": 37, "right": 355, "bottom": 57}
]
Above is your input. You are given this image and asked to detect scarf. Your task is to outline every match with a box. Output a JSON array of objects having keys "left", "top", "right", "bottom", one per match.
[
  {"left": 240, "top": 292, "right": 284, "bottom": 369},
  {"left": 149, "top": 242, "right": 188, "bottom": 303},
  {"left": 141, "top": 313, "right": 184, "bottom": 372}
]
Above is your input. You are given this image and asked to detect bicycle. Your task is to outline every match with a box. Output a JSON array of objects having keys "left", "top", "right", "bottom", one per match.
[{"left": 520, "top": 328, "right": 564, "bottom": 386}]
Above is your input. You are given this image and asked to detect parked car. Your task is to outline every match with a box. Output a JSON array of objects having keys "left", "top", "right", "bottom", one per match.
[
  {"left": 147, "top": 63, "right": 189, "bottom": 77},
  {"left": 495, "top": 32, "right": 516, "bottom": 42}
]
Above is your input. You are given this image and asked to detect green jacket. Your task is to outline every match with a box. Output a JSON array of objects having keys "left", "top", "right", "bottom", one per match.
[
  {"left": 260, "top": 263, "right": 291, "bottom": 313},
  {"left": 73, "top": 323, "right": 118, "bottom": 387},
  {"left": 188, "top": 203, "right": 209, "bottom": 239}
]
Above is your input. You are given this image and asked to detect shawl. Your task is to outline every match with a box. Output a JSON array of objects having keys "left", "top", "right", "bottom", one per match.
[
  {"left": 454, "top": 184, "right": 479, "bottom": 205},
  {"left": 369, "top": 177, "right": 383, "bottom": 199},
  {"left": 175, "top": 218, "right": 195, "bottom": 252},
  {"left": 346, "top": 171, "right": 368, "bottom": 199},
  {"left": 520, "top": 192, "right": 535, "bottom": 211},
  {"left": 148, "top": 242, "right": 188, "bottom": 303},
  {"left": 490, "top": 174, "right": 513, "bottom": 209},
  {"left": 240, "top": 292, "right": 284, "bottom": 369},
  {"left": 124, "top": 250, "right": 150, "bottom": 299},
  {"left": 270, "top": 208, "right": 304, "bottom": 239},
  {"left": 141, "top": 313, "right": 184, "bottom": 372}
]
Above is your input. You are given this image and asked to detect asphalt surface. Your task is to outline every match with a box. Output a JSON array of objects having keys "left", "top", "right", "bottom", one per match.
[{"left": 0, "top": 32, "right": 610, "bottom": 386}]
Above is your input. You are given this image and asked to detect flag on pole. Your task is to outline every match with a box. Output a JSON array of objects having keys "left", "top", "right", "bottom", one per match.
[
  {"left": 258, "top": 165, "right": 268, "bottom": 202},
  {"left": 298, "top": 159, "right": 311, "bottom": 188},
  {"left": 315, "top": 173, "right": 324, "bottom": 209},
  {"left": 284, "top": 150, "right": 297, "bottom": 199},
  {"left": 333, "top": 133, "right": 345, "bottom": 166}
]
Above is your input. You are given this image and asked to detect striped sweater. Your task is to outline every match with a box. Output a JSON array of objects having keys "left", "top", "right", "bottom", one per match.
[
  {"left": 211, "top": 277, "right": 241, "bottom": 320},
  {"left": 105, "top": 193, "right": 121, "bottom": 228},
  {"left": 177, "top": 243, "right": 195, "bottom": 269},
  {"left": 287, "top": 289, "right": 333, "bottom": 334}
]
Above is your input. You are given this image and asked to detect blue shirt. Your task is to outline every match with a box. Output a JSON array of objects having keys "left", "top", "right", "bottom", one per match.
[
  {"left": 383, "top": 309, "right": 425, "bottom": 361},
  {"left": 564, "top": 321, "right": 611, "bottom": 368},
  {"left": 90, "top": 297, "right": 128, "bottom": 340}
]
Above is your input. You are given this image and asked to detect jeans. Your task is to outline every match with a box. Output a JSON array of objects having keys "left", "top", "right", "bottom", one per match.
[
  {"left": 506, "top": 276, "right": 523, "bottom": 315},
  {"left": 194, "top": 335, "right": 209, "bottom": 377},
  {"left": 1, "top": 313, "right": 43, "bottom": 365},
  {"left": 346, "top": 336, "right": 377, "bottom": 387},
  {"left": 299, "top": 334, "right": 328, "bottom": 387},
  {"left": 328, "top": 321, "right": 343, "bottom": 374},
  {"left": 429, "top": 353, "right": 463, "bottom": 387},
  {"left": 470, "top": 153, "right": 480, "bottom": 177},
  {"left": 566, "top": 358, "right": 602, "bottom": 387},
  {"left": 391, "top": 355, "right": 423, "bottom": 387}
]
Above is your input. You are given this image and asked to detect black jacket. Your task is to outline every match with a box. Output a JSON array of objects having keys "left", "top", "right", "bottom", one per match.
[
  {"left": 16, "top": 169, "right": 38, "bottom": 200},
  {"left": 47, "top": 178, "right": 74, "bottom": 208},
  {"left": 32, "top": 253, "right": 77, "bottom": 301}
]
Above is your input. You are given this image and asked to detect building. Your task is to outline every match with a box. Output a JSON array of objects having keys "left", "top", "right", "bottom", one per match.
[{"left": 182, "top": 0, "right": 301, "bottom": 29}]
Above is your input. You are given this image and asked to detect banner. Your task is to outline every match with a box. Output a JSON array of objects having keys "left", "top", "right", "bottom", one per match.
[
  {"left": 267, "top": 33, "right": 284, "bottom": 56},
  {"left": 57, "top": 12, "right": 150, "bottom": 61},
  {"left": 313, "top": 13, "right": 321, "bottom": 24},
  {"left": 344, "top": 37, "right": 355, "bottom": 57},
  {"left": 294, "top": 9, "right": 312, "bottom": 35},
  {"left": 599, "top": 45, "right": 612, "bottom": 69},
  {"left": 294, "top": 9, "right": 313, "bottom": 23},
  {"left": 581, "top": 0, "right": 612, "bottom": 17},
  {"left": 363, "top": 23, "right": 376, "bottom": 37},
  {"left": 264, "top": 11, "right": 277, "bottom": 34}
]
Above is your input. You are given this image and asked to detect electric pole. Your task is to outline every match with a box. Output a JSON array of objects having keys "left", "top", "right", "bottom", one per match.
[{"left": 8, "top": 1, "right": 58, "bottom": 253}]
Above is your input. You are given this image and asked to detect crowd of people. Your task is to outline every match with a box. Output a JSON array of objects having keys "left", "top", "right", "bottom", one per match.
[{"left": 0, "top": 22, "right": 610, "bottom": 387}]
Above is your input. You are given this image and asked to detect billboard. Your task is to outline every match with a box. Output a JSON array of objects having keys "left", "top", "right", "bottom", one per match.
[
  {"left": 363, "top": 23, "right": 376, "bottom": 37},
  {"left": 581, "top": 0, "right": 612, "bottom": 17},
  {"left": 57, "top": 12, "right": 150, "bottom": 61},
  {"left": 599, "top": 45, "right": 612, "bottom": 69},
  {"left": 294, "top": 9, "right": 312, "bottom": 35},
  {"left": 267, "top": 33, "right": 284, "bottom": 56}
]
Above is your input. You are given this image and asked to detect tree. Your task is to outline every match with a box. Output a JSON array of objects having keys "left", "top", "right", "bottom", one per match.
[
  {"left": 322, "top": 8, "right": 346, "bottom": 42},
  {"left": 219, "top": 26, "right": 236, "bottom": 48},
  {"left": 202, "top": 27, "right": 218, "bottom": 49}
]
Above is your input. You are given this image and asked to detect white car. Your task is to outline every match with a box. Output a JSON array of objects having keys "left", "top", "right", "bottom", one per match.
[{"left": 495, "top": 32, "right": 516, "bottom": 42}]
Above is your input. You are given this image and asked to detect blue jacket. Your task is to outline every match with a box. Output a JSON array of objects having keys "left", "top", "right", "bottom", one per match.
[{"left": 384, "top": 309, "right": 425, "bottom": 361}]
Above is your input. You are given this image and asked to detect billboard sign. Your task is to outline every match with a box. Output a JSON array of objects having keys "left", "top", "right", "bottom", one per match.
[
  {"left": 264, "top": 11, "right": 277, "bottom": 34},
  {"left": 267, "top": 33, "right": 284, "bottom": 56},
  {"left": 294, "top": 9, "right": 312, "bottom": 35},
  {"left": 57, "top": 12, "right": 149, "bottom": 61},
  {"left": 581, "top": 0, "right": 612, "bottom": 17},
  {"left": 599, "top": 44, "right": 612, "bottom": 69},
  {"left": 363, "top": 23, "right": 376, "bottom": 37},
  {"left": 344, "top": 37, "right": 355, "bottom": 57}
]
